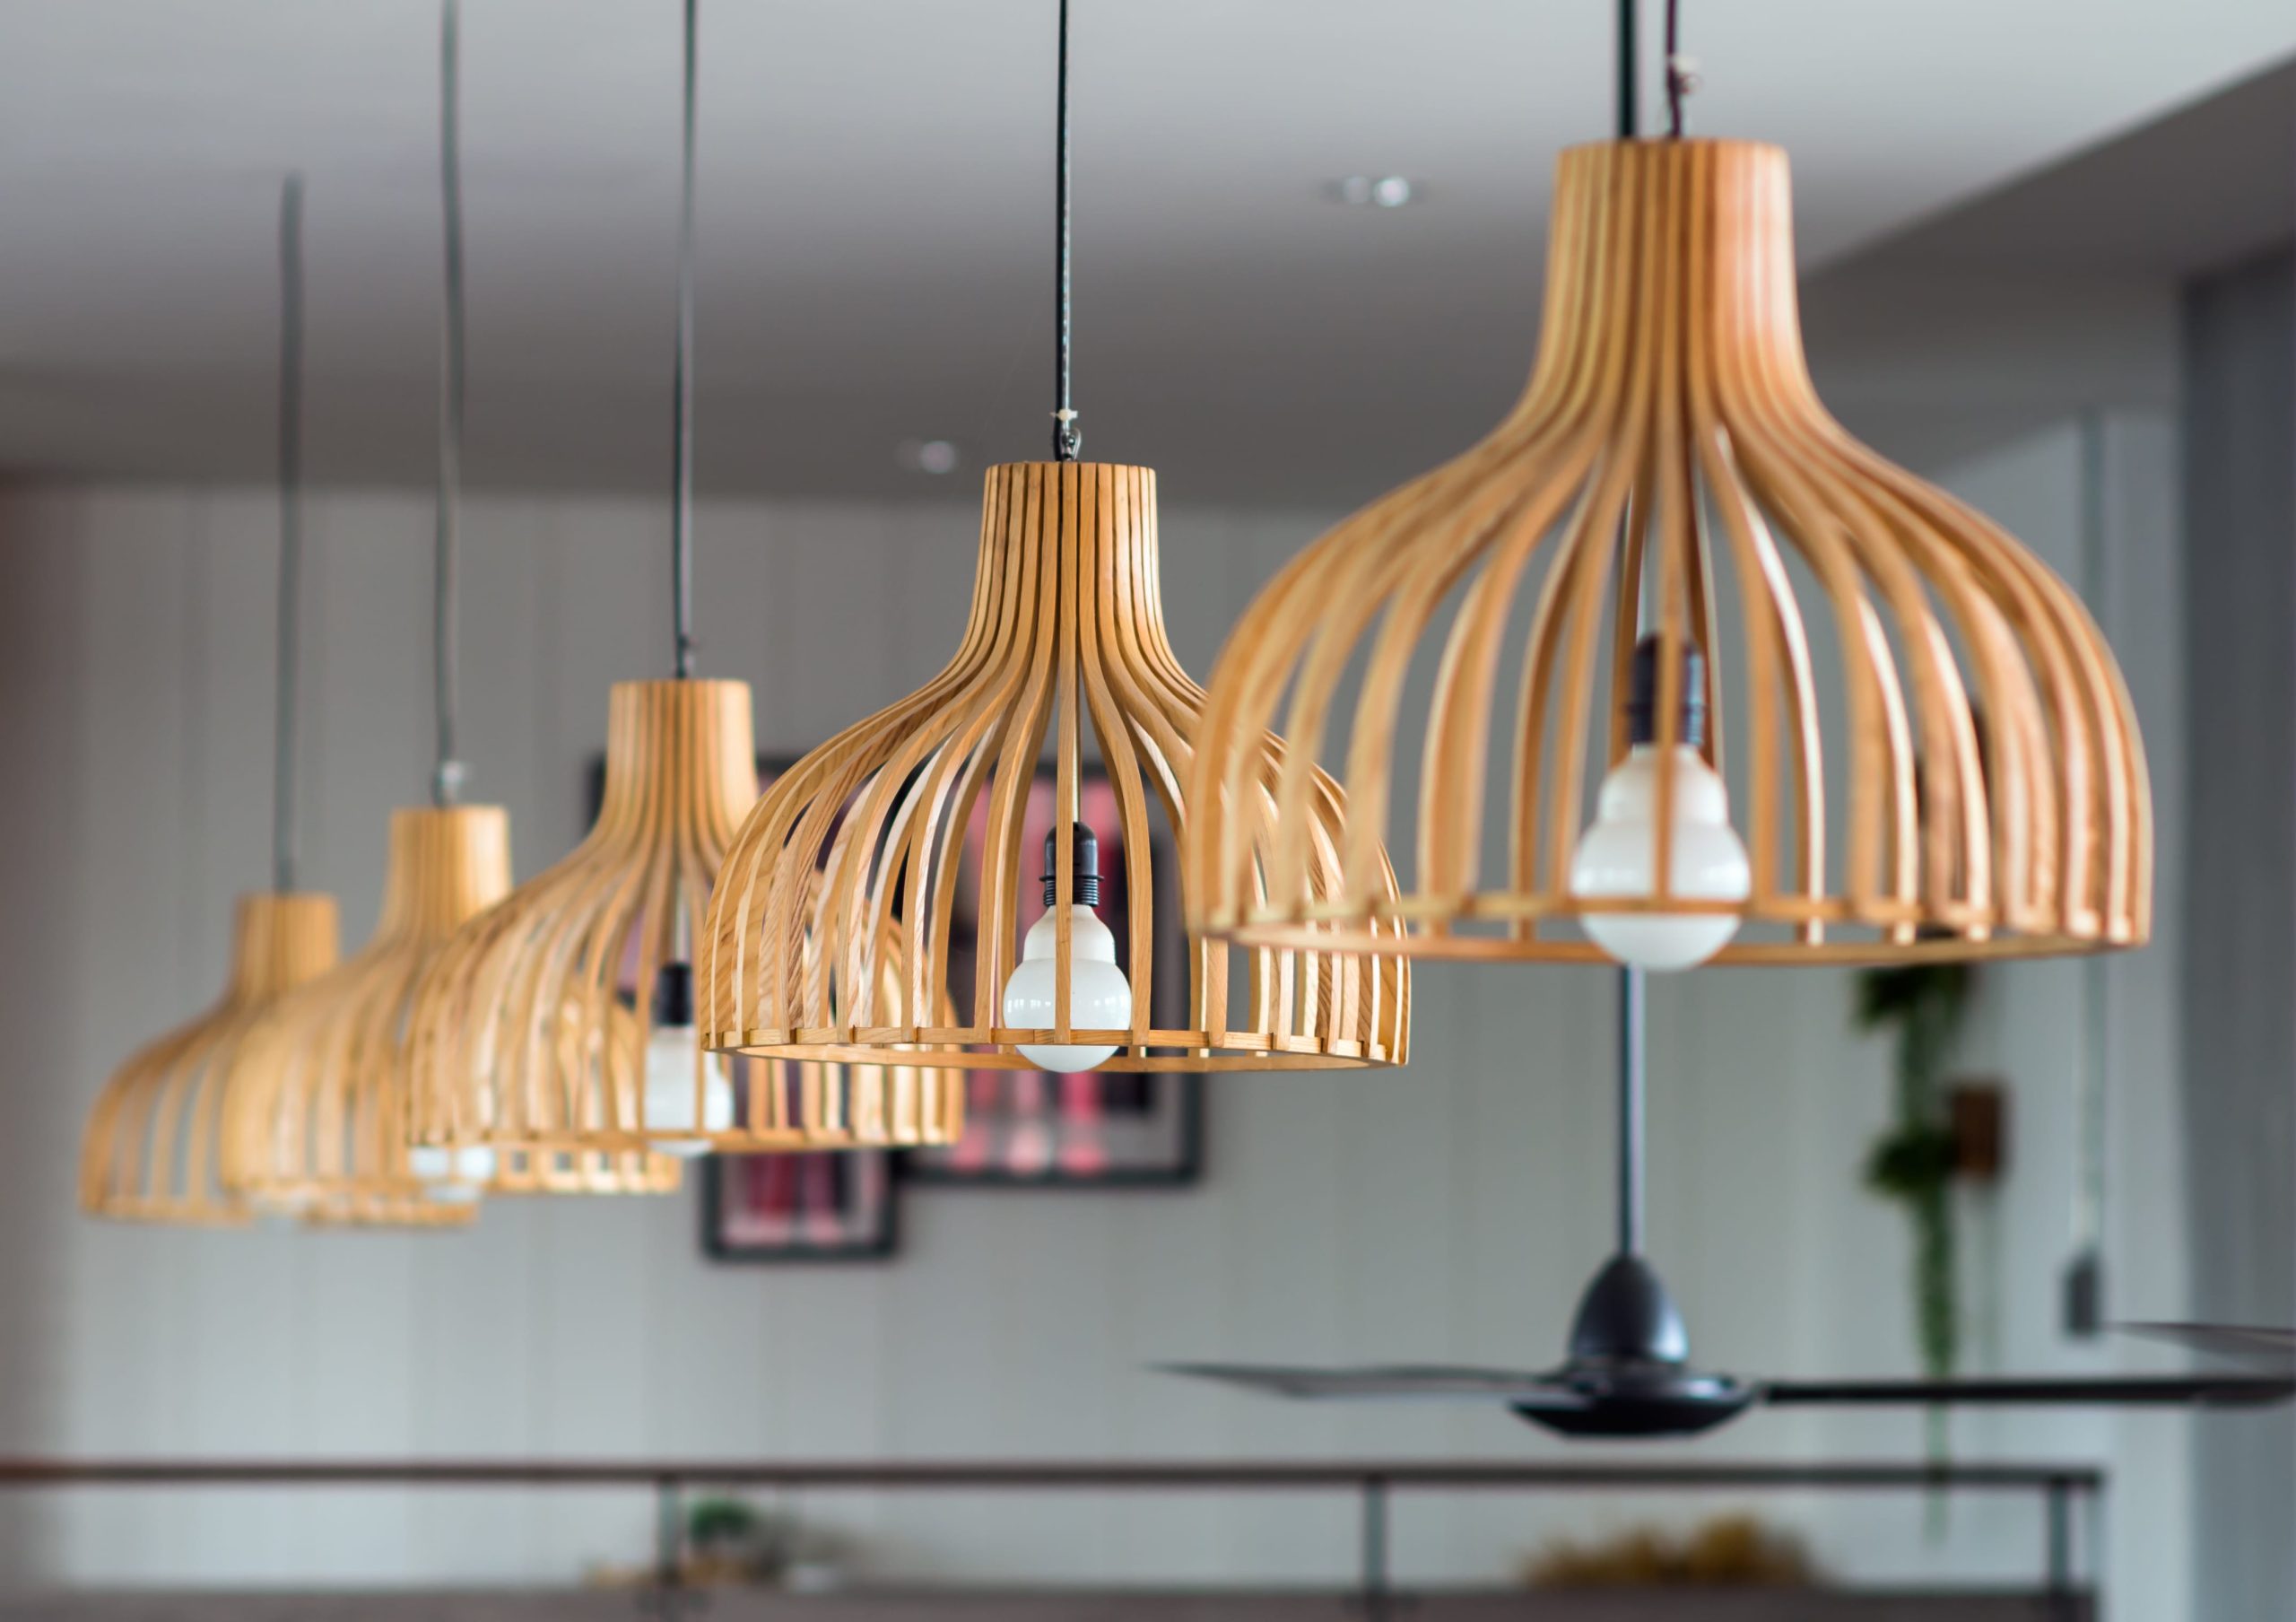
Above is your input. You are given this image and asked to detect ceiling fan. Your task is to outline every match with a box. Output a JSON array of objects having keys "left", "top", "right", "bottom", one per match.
[{"left": 1162, "top": 971, "right": 2295, "bottom": 1440}]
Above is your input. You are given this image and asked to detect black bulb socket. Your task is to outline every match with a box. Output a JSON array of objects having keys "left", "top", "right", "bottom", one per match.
[
  {"left": 650, "top": 961, "right": 696, "bottom": 1029},
  {"left": 1625, "top": 633, "right": 1708, "bottom": 750},
  {"left": 1042, "top": 823, "right": 1101, "bottom": 908}
]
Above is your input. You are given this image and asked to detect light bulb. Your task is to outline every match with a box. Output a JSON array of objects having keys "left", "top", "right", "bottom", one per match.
[
  {"left": 1002, "top": 823, "right": 1132, "bottom": 1072},
  {"left": 643, "top": 961, "right": 734, "bottom": 1155},
  {"left": 1568, "top": 635, "right": 1752, "bottom": 972},
  {"left": 407, "top": 1143, "right": 496, "bottom": 1202},
  {"left": 263, "top": 1187, "right": 316, "bottom": 1224},
  {"left": 643, "top": 1025, "right": 734, "bottom": 1155}
]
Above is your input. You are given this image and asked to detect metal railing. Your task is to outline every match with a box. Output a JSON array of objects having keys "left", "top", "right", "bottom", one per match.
[{"left": 0, "top": 1456, "right": 2102, "bottom": 1618}]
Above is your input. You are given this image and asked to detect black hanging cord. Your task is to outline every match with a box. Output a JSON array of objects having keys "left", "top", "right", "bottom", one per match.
[
  {"left": 272, "top": 174, "right": 307, "bottom": 894},
  {"left": 1616, "top": 0, "right": 1638, "bottom": 139},
  {"left": 432, "top": 0, "right": 467, "bottom": 807},
  {"left": 669, "top": 0, "right": 700, "bottom": 677},
  {"left": 1663, "top": 0, "right": 1692, "bottom": 139},
  {"left": 1049, "top": 0, "right": 1080, "bottom": 460}
]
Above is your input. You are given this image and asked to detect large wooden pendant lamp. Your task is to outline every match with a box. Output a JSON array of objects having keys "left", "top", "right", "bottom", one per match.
[
  {"left": 1185, "top": 5, "right": 2149, "bottom": 968},
  {"left": 700, "top": 4, "right": 1409, "bottom": 1072},
  {"left": 78, "top": 179, "right": 344, "bottom": 1224},
  {"left": 406, "top": 0, "right": 961, "bottom": 1159}
]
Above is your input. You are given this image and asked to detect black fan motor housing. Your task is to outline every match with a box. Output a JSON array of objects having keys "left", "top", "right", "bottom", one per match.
[{"left": 1517, "top": 1251, "right": 1756, "bottom": 1437}]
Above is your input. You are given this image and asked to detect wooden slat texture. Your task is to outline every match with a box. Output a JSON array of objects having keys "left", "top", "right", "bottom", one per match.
[
  {"left": 77, "top": 892, "right": 341, "bottom": 1225},
  {"left": 406, "top": 680, "right": 960, "bottom": 1160},
  {"left": 1183, "top": 140, "right": 2151, "bottom": 965},
  {"left": 213, "top": 807, "right": 509, "bottom": 1226},
  {"left": 702, "top": 463, "right": 1410, "bottom": 1071}
]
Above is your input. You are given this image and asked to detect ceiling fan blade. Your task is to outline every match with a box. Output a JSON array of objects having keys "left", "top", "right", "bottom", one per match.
[
  {"left": 1155, "top": 1362, "right": 1587, "bottom": 1408},
  {"left": 1762, "top": 1374, "right": 2296, "bottom": 1408},
  {"left": 2116, "top": 1322, "right": 2296, "bottom": 1362}
]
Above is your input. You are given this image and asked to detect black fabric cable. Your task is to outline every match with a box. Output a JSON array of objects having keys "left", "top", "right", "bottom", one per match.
[
  {"left": 432, "top": 0, "right": 467, "bottom": 806},
  {"left": 669, "top": 0, "right": 700, "bottom": 676},
  {"left": 1050, "top": 0, "right": 1080, "bottom": 460},
  {"left": 272, "top": 174, "right": 307, "bottom": 893}
]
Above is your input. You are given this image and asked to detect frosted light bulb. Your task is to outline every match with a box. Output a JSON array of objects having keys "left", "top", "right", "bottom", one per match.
[
  {"left": 407, "top": 1143, "right": 495, "bottom": 1202},
  {"left": 643, "top": 962, "right": 734, "bottom": 1155},
  {"left": 265, "top": 1187, "right": 316, "bottom": 1223},
  {"left": 1002, "top": 823, "right": 1132, "bottom": 1072},
  {"left": 1569, "top": 636, "right": 1751, "bottom": 972}
]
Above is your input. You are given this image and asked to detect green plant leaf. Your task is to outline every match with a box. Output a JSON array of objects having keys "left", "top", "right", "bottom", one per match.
[{"left": 1864, "top": 1125, "right": 1957, "bottom": 1199}]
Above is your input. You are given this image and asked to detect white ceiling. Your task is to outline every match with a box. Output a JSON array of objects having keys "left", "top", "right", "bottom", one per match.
[{"left": 0, "top": 0, "right": 2290, "bottom": 504}]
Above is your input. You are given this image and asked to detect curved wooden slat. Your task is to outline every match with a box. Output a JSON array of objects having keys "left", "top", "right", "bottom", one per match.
[{"left": 408, "top": 680, "right": 961, "bottom": 1161}]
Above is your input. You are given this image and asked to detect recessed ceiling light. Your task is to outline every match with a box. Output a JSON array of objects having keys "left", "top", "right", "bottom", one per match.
[
  {"left": 1329, "top": 175, "right": 1420, "bottom": 208},
  {"left": 896, "top": 439, "right": 962, "bottom": 475}
]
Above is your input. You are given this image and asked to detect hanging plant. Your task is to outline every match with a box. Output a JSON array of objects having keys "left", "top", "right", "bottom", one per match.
[{"left": 1853, "top": 964, "right": 1973, "bottom": 1429}]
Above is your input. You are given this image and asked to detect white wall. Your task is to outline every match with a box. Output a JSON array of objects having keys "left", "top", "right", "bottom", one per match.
[
  {"left": 2179, "top": 246, "right": 2296, "bottom": 1620},
  {"left": 0, "top": 421, "right": 2198, "bottom": 1605}
]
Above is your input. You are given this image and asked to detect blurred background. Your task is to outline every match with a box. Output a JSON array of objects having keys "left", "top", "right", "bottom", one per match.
[{"left": 0, "top": 1, "right": 2291, "bottom": 1617}]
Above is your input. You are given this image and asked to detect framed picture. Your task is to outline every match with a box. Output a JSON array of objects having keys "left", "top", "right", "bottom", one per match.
[
  {"left": 585, "top": 755, "right": 901, "bottom": 1262},
  {"left": 883, "top": 764, "right": 1204, "bottom": 1188},
  {"left": 738, "top": 755, "right": 1204, "bottom": 1186},
  {"left": 701, "top": 1147, "right": 897, "bottom": 1262}
]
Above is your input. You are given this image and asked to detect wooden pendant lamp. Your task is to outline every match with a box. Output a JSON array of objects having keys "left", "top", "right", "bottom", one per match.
[
  {"left": 220, "top": 809, "right": 505, "bottom": 1226},
  {"left": 404, "top": 0, "right": 961, "bottom": 1161},
  {"left": 216, "top": 3, "right": 473, "bottom": 1222},
  {"left": 699, "top": 4, "right": 1410, "bottom": 1072},
  {"left": 80, "top": 894, "right": 340, "bottom": 1224},
  {"left": 78, "top": 178, "right": 344, "bottom": 1225},
  {"left": 410, "top": 681, "right": 958, "bottom": 1157},
  {"left": 1184, "top": 25, "right": 2149, "bottom": 967},
  {"left": 222, "top": 4, "right": 674, "bottom": 1216}
]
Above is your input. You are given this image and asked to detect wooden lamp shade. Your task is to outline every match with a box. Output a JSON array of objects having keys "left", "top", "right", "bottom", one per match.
[
  {"left": 1187, "top": 140, "right": 2150, "bottom": 964},
  {"left": 408, "top": 679, "right": 961, "bottom": 1158},
  {"left": 702, "top": 462, "right": 1410, "bottom": 1072},
  {"left": 79, "top": 893, "right": 341, "bottom": 1224},
  {"left": 216, "top": 806, "right": 515, "bottom": 1227}
]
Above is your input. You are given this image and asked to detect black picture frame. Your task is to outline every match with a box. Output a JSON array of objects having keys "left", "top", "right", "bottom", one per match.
[
  {"left": 700, "top": 1148, "right": 898, "bottom": 1264},
  {"left": 877, "top": 759, "right": 1205, "bottom": 1190},
  {"left": 586, "top": 754, "right": 902, "bottom": 1263},
  {"left": 587, "top": 747, "right": 1207, "bottom": 1265},
  {"left": 726, "top": 754, "right": 1205, "bottom": 1188}
]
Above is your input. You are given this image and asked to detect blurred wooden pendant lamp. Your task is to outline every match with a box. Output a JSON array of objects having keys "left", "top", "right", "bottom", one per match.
[
  {"left": 221, "top": 798, "right": 504, "bottom": 1226},
  {"left": 215, "top": 2, "right": 585, "bottom": 1224},
  {"left": 76, "top": 178, "right": 344, "bottom": 1225},
  {"left": 701, "top": 1, "right": 1409, "bottom": 1076},
  {"left": 1185, "top": 0, "right": 2150, "bottom": 972},
  {"left": 406, "top": 0, "right": 961, "bottom": 1164}
]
